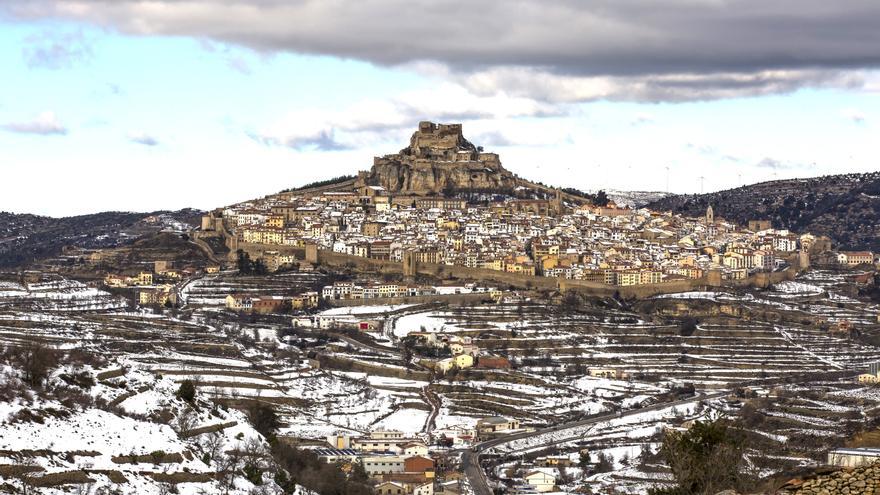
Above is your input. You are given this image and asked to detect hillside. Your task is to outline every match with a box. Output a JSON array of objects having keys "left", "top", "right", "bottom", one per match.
[
  {"left": 0, "top": 209, "right": 203, "bottom": 268},
  {"left": 647, "top": 171, "right": 880, "bottom": 251}
]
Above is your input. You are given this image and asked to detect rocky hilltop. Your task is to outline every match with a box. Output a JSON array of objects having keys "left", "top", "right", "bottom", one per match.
[{"left": 362, "top": 121, "right": 517, "bottom": 195}]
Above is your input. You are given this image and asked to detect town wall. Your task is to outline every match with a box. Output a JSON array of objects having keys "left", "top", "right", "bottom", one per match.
[
  {"left": 327, "top": 292, "right": 494, "bottom": 308},
  {"left": 221, "top": 240, "right": 809, "bottom": 299},
  {"left": 313, "top": 249, "right": 702, "bottom": 297},
  {"left": 234, "top": 243, "right": 306, "bottom": 261}
]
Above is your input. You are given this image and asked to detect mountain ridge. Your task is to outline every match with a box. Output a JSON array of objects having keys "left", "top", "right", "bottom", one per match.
[
  {"left": 647, "top": 171, "right": 880, "bottom": 251},
  {"left": 0, "top": 208, "right": 203, "bottom": 268}
]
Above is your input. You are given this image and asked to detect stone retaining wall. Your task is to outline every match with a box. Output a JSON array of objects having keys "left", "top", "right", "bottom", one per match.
[{"left": 780, "top": 462, "right": 880, "bottom": 494}]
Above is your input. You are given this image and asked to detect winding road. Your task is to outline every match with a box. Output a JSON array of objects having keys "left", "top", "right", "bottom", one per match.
[
  {"left": 462, "top": 367, "right": 861, "bottom": 494},
  {"left": 461, "top": 392, "right": 727, "bottom": 495}
]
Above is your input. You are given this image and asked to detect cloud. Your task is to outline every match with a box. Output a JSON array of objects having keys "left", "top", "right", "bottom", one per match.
[
  {"left": 472, "top": 131, "right": 515, "bottom": 147},
  {"left": 128, "top": 132, "right": 159, "bottom": 146},
  {"left": 1, "top": 111, "right": 67, "bottom": 135},
  {"left": 249, "top": 128, "right": 351, "bottom": 151},
  {"left": 457, "top": 66, "right": 867, "bottom": 103},
  {"left": 755, "top": 157, "right": 812, "bottom": 171},
  {"left": 22, "top": 30, "right": 93, "bottom": 69},
  {"left": 4, "top": 1, "right": 880, "bottom": 101},
  {"left": 247, "top": 84, "right": 567, "bottom": 151},
  {"left": 199, "top": 39, "right": 254, "bottom": 74}
]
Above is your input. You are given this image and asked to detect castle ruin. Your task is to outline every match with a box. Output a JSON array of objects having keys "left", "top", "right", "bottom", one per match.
[{"left": 360, "top": 121, "right": 517, "bottom": 195}]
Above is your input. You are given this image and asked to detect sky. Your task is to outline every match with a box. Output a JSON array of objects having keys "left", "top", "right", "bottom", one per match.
[{"left": 0, "top": 1, "right": 878, "bottom": 217}]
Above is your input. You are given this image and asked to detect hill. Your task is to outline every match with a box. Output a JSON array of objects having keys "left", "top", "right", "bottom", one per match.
[
  {"left": 0, "top": 209, "right": 203, "bottom": 268},
  {"left": 647, "top": 171, "right": 880, "bottom": 251}
]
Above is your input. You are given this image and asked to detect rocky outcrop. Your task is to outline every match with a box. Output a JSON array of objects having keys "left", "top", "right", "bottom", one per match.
[{"left": 363, "top": 121, "right": 517, "bottom": 195}]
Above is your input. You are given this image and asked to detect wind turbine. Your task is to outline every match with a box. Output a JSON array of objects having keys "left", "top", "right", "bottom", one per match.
[
  {"left": 698, "top": 176, "right": 705, "bottom": 194},
  {"left": 665, "top": 165, "right": 670, "bottom": 194}
]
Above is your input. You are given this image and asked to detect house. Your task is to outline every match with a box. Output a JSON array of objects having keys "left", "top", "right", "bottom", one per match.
[
  {"left": 353, "top": 430, "right": 418, "bottom": 453},
  {"left": 535, "top": 455, "right": 574, "bottom": 468},
  {"left": 361, "top": 455, "right": 406, "bottom": 475},
  {"left": 523, "top": 470, "right": 556, "bottom": 492},
  {"left": 291, "top": 291, "right": 319, "bottom": 309},
  {"left": 374, "top": 481, "right": 433, "bottom": 495},
  {"left": 476, "top": 417, "right": 520, "bottom": 437},
  {"left": 476, "top": 356, "right": 511, "bottom": 369},
  {"left": 375, "top": 481, "right": 408, "bottom": 495},
  {"left": 225, "top": 294, "right": 253, "bottom": 311},
  {"left": 588, "top": 367, "right": 628, "bottom": 379},
  {"left": 137, "top": 272, "right": 154, "bottom": 285},
  {"left": 104, "top": 273, "right": 126, "bottom": 287},
  {"left": 252, "top": 296, "right": 289, "bottom": 314},
  {"left": 138, "top": 285, "right": 175, "bottom": 306},
  {"left": 436, "top": 354, "right": 474, "bottom": 373},
  {"left": 314, "top": 448, "right": 359, "bottom": 464},
  {"left": 401, "top": 442, "right": 429, "bottom": 457},
  {"left": 326, "top": 433, "right": 352, "bottom": 449},
  {"left": 838, "top": 251, "right": 874, "bottom": 266},
  {"left": 433, "top": 425, "right": 476, "bottom": 445},
  {"left": 403, "top": 455, "right": 435, "bottom": 475},
  {"left": 858, "top": 373, "right": 880, "bottom": 384}
]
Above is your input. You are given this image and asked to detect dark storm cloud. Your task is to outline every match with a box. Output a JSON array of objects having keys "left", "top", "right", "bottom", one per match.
[{"left": 13, "top": 1, "right": 876, "bottom": 101}]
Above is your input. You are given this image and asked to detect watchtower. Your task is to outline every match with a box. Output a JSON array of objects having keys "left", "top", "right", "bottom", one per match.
[{"left": 403, "top": 250, "right": 419, "bottom": 277}]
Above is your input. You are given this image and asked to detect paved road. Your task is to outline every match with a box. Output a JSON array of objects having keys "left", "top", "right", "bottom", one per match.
[
  {"left": 462, "top": 391, "right": 727, "bottom": 494},
  {"left": 462, "top": 368, "right": 861, "bottom": 493}
]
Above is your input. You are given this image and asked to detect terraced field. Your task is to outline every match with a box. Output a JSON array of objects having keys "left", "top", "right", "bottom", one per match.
[
  {"left": 1, "top": 268, "right": 878, "bottom": 494},
  {"left": 181, "top": 269, "right": 327, "bottom": 306}
]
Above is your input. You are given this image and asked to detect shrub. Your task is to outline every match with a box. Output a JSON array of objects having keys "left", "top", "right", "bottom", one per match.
[
  {"left": 176, "top": 380, "right": 196, "bottom": 402},
  {"left": 679, "top": 317, "right": 699, "bottom": 336},
  {"left": 247, "top": 403, "right": 279, "bottom": 442},
  {"left": 651, "top": 417, "right": 746, "bottom": 495}
]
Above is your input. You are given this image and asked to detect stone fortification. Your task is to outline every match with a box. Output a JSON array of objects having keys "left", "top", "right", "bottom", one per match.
[{"left": 363, "top": 121, "right": 517, "bottom": 195}]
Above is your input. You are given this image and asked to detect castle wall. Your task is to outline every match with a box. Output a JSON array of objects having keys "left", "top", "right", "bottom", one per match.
[{"left": 326, "top": 292, "right": 493, "bottom": 307}]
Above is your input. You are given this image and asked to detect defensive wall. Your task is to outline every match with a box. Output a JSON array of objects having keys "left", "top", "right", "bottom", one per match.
[
  {"left": 326, "top": 291, "right": 494, "bottom": 307},
  {"left": 311, "top": 249, "right": 809, "bottom": 299}
]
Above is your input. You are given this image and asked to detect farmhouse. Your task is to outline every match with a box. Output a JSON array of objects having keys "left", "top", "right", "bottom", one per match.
[
  {"left": 523, "top": 470, "right": 556, "bottom": 492},
  {"left": 225, "top": 294, "right": 253, "bottom": 311},
  {"left": 477, "top": 417, "right": 521, "bottom": 437}
]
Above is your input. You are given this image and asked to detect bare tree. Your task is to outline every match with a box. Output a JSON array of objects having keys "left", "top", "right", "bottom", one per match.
[
  {"left": 200, "top": 432, "right": 226, "bottom": 464},
  {"left": 175, "top": 406, "right": 199, "bottom": 437},
  {"left": 17, "top": 338, "right": 57, "bottom": 388}
]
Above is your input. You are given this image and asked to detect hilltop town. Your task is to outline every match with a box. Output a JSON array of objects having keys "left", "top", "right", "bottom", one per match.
[
  {"left": 0, "top": 123, "right": 878, "bottom": 495},
  {"left": 198, "top": 122, "right": 870, "bottom": 299}
]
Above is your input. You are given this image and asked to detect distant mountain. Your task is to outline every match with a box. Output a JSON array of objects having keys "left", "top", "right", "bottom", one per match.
[
  {"left": 647, "top": 171, "right": 880, "bottom": 251},
  {"left": 0, "top": 209, "right": 203, "bottom": 268}
]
